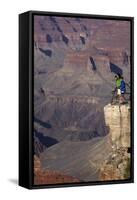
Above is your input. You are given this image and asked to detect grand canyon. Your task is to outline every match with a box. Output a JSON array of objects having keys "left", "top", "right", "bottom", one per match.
[{"left": 33, "top": 15, "right": 131, "bottom": 185}]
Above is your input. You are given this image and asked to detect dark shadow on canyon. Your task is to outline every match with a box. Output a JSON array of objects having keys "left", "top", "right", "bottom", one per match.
[
  {"left": 110, "top": 62, "right": 123, "bottom": 75},
  {"left": 34, "top": 129, "right": 58, "bottom": 148}
]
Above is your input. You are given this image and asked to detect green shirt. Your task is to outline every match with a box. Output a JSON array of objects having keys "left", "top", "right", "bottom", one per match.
[{"left": 116, "top": 78, "right": 122, "bottom": 88}]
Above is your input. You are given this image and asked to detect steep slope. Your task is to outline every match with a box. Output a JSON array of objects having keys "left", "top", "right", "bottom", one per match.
[
  {"left": 40, "top": 135, "right": 111, "bottom": 181},
  {"left": 34, "top": 155, "right": 80, "bottom": 185}
]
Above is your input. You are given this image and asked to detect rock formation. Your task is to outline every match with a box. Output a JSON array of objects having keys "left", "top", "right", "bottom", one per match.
[
  {"left": 99, "top": 147, "right": 131, "bottom": 180},
  {"left": 104, "top": 104, "right": 130, "bottom": 148},
  {"left": 100, "top": 103, "right": 131, "bottom": 181}
]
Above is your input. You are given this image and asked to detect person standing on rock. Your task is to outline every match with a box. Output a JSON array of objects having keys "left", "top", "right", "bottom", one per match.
[
  {"left": 120, "top": 76, "right": 126, "bottom": 104},
  {"left": 114, "top": 74, "right": 122, "bottom": 102}
]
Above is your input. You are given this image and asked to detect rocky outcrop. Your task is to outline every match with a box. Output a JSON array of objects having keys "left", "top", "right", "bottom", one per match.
[
  {"left": 104, "top": 104, "right": 130, "bottom": 148},
  {"left": 99, "top": 103, "right": 131, "bottom": 181},
  {"left": 99, "top": 147, "right": 131, "bottom": 180}
]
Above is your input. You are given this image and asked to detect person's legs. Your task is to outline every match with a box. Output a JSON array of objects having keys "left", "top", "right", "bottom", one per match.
[{"left": 120, "top": 91, "right": 126, "bottom": 103}]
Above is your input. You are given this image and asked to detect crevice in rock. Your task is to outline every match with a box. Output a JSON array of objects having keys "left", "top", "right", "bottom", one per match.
[
  {"left": 62, "top": 34, "right": 69, "bottom": 45},
  {"left": 80, "top": 36, "right": 86, "bottom": 44},
  {"left": 89, "top": 57, "right": 97, "bottom": 70}
]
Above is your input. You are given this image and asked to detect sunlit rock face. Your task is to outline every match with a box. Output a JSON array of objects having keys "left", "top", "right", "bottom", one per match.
[{"left": 104, "top": 104, "right": 130, "bottom": 148}]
